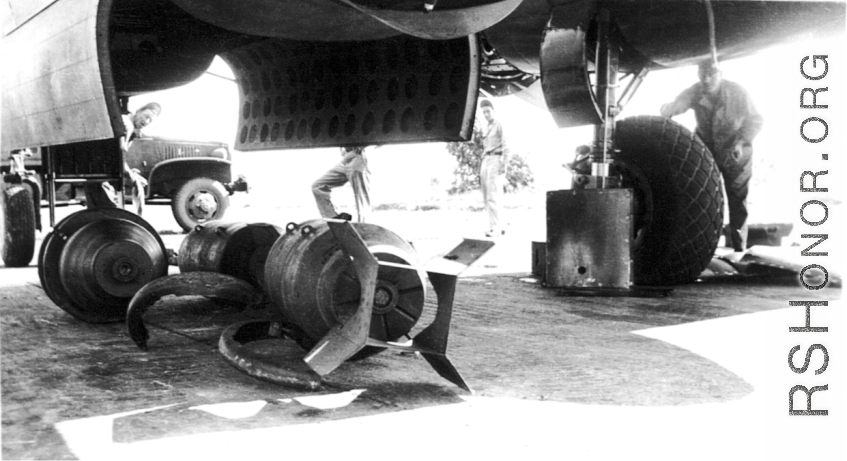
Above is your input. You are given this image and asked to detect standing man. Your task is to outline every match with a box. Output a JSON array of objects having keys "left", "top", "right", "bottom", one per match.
[
  {"left": 84, "top": 102, "right": 159, "bottom": 211},
  {"left": 660, "top": 60, "right": 763, "bottom": 257},
  {"left": 479, "top": 99, "right": 509, "bottom": 237},
  {"left": 312, "top": 146, "right": 371, "bottom": 222}
]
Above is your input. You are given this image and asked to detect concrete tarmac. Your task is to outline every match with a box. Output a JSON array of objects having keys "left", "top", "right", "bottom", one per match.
[{"left": 1, "top": 203, "right": 843, "bottom": 460}]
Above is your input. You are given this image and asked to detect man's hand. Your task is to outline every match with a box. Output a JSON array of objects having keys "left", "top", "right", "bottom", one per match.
[
  {"left": 128, "top": 169, "right": 148, "bottom": 188},
  {"left": 660, "top": 99, "right": 688, "bottom": 118},
  {"left": 732, "top": 140, "right": 750, "bottom": 161},
  {"left": 659, "top": 103, "right": 674, "bottom": 118}
]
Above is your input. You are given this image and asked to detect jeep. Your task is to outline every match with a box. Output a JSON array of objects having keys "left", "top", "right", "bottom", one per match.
[
  {"left": 125, "top": 136, "right": 248, "bottom": 231},
  {"left": 1, "top": 138, "right": 248, "bottom": 267}
]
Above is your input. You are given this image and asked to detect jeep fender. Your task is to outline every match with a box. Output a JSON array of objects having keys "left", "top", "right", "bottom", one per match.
[{"left": 147, "top": 158, "right": 232, "bottom": 198}]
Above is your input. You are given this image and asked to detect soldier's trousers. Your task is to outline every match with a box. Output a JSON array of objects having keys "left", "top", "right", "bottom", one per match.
[
  {"left": 83, "top": 181, "right": 118, "bottom": 209},
  {"left": 312, "top": 154, "right": 371, "bottom": 223},
  {"left": 480, "top": 154, "right": 502, "bottom": 231},
  {"left": 715, "top": 145, "right": 752, "bottom": 252}
]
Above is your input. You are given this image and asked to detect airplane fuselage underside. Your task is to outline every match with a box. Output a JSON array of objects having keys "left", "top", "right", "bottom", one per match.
[{"left": 2, "top": 0, "right": 844, "bottom": 152}]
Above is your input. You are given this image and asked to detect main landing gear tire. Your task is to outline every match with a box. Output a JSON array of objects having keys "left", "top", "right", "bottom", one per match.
[
  {"left": 171, "top": 177, "right": 230, "bottom": 233},
  {"left": 1, "top": 182, "right": 36, "bottom": 267},
  {"left": 614, "top": 116, "right": 724, "bottom": 286}
]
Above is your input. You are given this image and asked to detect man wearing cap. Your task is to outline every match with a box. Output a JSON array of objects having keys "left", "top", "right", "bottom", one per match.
[
  {"left": 84, "top": 102, "right": 160, "bottom": 211},
  {"left": 312, "top": 145, "right": 371, "bottom": 222},
  {"left": 660, "top": 61, "right": 763, "bottom": 257},
  {"left": 479, "top": 99, "right": 509, "bottom": 237}
]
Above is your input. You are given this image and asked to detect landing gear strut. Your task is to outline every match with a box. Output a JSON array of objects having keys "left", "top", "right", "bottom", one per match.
[{"left": 541, "top": 8, "right": 723, "bottom": 288}]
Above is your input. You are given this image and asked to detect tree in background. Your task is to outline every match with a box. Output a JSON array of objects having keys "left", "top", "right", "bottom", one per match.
[
  {"left": 446, "top": 124, "right": 534, "bottom": 194},
  {"left": 503, "top": 152, "right": 534, "bottom": 193},
  {"left": 446, "top": 124, "right": 484, "bottom": 194}
]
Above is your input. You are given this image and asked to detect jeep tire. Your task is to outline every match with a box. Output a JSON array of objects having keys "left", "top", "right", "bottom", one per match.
[
  {"left": 171, "top": 177, "right": 230, "bottom": 232},
  {"left": 614, "top": 116, "right": 724, "bottom": 286},
  {"left": 1, "top": 182, "right": 37, "bottom": 267}
]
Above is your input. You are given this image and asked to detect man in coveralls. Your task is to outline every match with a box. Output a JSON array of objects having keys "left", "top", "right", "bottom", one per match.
[
  {"left": 479, "top": 99, "right": 509, "bottom": 237},
  {"left": 660, "top": 60, "right": 763, "bottom": 258},
  {"left": 312, "top": 146, "right": 371, "bottom": 222},
  {"left": 84, "top": 102, "right": 159, "bottom": 212}
]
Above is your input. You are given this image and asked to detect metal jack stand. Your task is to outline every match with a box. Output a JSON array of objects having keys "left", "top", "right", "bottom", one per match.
[
  {"left": 543, "top": 10, "right": 670, "bottom": 298},
  {"left": 219, "top": 220, "right": 494, "bottom": 391}
]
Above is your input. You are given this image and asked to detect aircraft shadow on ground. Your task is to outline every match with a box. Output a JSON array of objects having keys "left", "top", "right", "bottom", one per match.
[{"left": 3, "top": 270, "right": 838, "bottom": 452}]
